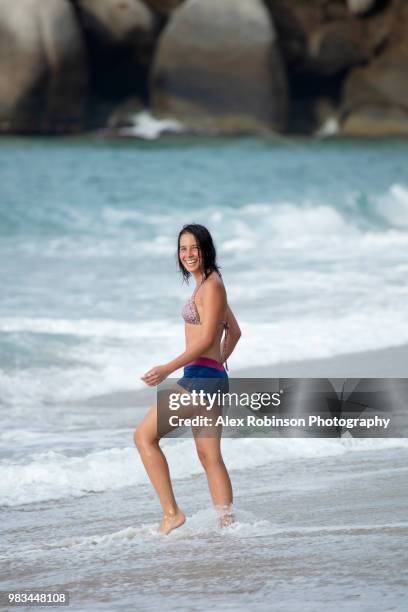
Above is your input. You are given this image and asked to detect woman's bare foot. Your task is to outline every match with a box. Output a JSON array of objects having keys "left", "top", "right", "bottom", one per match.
[
  {"left": 158, "top": 508, "right": 186, "bottom": 535},
  {"left": 218, "top": 512, "right": 235, "bottom": 528},
  {"left": 215, "top": 503, "right": 234, "bottom": 528}
]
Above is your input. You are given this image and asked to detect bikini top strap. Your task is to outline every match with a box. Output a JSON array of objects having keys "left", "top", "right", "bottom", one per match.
[{"left": 222, "top": 320, "right": 229, "bottom": 371}]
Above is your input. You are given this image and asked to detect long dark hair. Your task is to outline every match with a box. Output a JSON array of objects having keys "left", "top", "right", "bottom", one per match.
[{"left": 177, "top": 224, "right": 221, "bottom": 283}]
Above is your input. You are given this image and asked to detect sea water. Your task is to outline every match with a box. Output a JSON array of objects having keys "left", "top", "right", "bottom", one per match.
[
  {"left": 1, "top": 136, "right": 408, "bottom": 610},
  {"left": 2, "top": 137, "right": 408, "bottom": 406}
]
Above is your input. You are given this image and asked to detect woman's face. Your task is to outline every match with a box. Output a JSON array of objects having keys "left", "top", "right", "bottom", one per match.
[{"left": 179, "top": 232, "right": 202, "bottom": 274}]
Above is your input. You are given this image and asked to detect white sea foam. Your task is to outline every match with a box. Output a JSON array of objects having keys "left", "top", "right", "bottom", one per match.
[
  {"left": 1, "top": 438, "right": 407, "bottom": 507},
  {"left": 374, "top": 184, "right": 408, "bottom": 229},
  {"left": 1, "top": 302, "right": 408, "bottom": 408},
  {"left": 236, "top": 309, "right": 408, "bottom": 368},
  {"left": 240, "top": 200, "right": 353, "bottom": 241},
  {"left": 57, "top": 525, "right": 159, "bottom": 549},
  {"left": 0, "top": 316, "right": 175, "bottom": 338},
  {"left": 55, "top": 511, "right": 273, "bottom": 550},
  {"left": 0, "top": 317, "right": 183, "bottom": 405},
  {"left": 316, "top": 117, "right": 340, "bottom": 138},
  {"left": 6, "top": 184, "right": 408, "bottom": 258},
  {"left": 117, "top": 111, "right": 185, "bottom": 140}
]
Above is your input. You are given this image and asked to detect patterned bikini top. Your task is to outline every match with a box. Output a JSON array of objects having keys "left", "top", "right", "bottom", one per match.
[{"left": 182, "top": 278, "right": 230, "bottom": 369}]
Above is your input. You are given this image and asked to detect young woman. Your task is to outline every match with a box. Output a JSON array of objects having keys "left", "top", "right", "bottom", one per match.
[{"left": 134, "top": 224, "right": 241, "bottom": 535}]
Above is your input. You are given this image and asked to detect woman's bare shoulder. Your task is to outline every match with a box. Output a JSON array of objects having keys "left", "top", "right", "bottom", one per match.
[
  {"left": 201, "top": 272, "right": 226, "bottom": 302},
  {"left": 204, "top": 271, "right": 225, "bottom": 290}
]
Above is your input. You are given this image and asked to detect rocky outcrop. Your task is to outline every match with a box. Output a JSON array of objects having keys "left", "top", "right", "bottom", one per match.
[
  {"left": 341, "top": 0, "right": 408, "bottom": 135},
  {"left": 307, "top": 21, "right": 369, "bottom": 76},
  {"left": 347, "top": 0, "right": 377, "bottom": 15},
  {"left": 0, "top": 0, "right": 407, "bottom": 137},
  {"left": 341, "top": 106, "right": 408, "bottom": 136},
  {"left": 341, "top": 57, "right": 408, "bottom": 135},
  {"left": 263, "top": 0, "right": 402, "bottom": 134},
  {"left": 151, "top": 0, "right": 288, "bottom": 134},
  {"left": 143, "top": 0, "right": 185, "bottom": 15},
  {"left": 76, "top": 0, "right": 157, "bottom": 104},
  {"left": 77, "top": 0, "right": 155, "bottom": 45},
  {"left": 0, "top": 0, "right": 88, "bottom": 133},
  {"left": 265, "top": 0, "right": 392, "bottom": 75}
]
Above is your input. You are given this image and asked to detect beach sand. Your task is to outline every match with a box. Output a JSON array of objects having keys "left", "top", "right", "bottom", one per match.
[{"left": 242, "top": 343, "right": 408, "bottom": 378}]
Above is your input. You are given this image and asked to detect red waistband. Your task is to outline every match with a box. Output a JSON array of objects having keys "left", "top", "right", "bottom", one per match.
[{"left": 188, "top": 357, "right": 225, "bottom": 371}]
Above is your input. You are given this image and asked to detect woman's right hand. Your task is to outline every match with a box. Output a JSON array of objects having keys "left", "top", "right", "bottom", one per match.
[{"left": 141, "top": 364, "right": 171, "bottom": 387}]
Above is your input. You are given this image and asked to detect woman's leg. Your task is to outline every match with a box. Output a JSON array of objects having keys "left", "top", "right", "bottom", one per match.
[
  {"left": 193, "top": 432, "right": 234, "bottom": 527},
  {"left": 134, "top": 403, "right": 185, "bottom": 534}
]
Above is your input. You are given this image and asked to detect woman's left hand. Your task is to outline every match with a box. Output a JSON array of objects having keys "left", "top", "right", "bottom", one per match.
[{"left": 141, "top": 364, "right": 171, "bottom": 387}]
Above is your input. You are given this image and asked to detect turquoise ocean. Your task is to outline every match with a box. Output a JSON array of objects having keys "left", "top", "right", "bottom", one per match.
[{"left": 1, "top": 136, "right": 408, "bottom": 611}]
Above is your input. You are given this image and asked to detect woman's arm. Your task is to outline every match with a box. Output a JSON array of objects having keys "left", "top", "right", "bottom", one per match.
[
  {"left": 141, "top": 280, "right": 226, "bottom": 386},
  {"left": 223, "top": 304, "right": 241, "bottom": 362}
]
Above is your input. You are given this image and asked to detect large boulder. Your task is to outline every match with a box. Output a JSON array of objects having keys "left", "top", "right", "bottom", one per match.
[
  {"left": 346, "top": 0, "right": 377, "bottom": 15},
  {"left": 307, "top": 20, "right": 369, "bottom": 75},
  {"left": 264, "top": 0, "right": 394, "bottom": 133},
  {"left": 151, "top": 0, "right": 288, "bottom": 134},
  {"left": 0, "top": 0, "right": 88, "bottom": 133},
  {"left": 341, "top": 0, "right": 408, "bottom": 135},
  {"left": 341, "top": 58, "right": 408, "bottom": 135},
  {"left": 342, "top": 106, "right": 408, "bottom": 136},
  {"left": 265, "top": 1, "right": 372, "bottom": 76},
  {"left": 77, "top": 0, "right": 155, "bottom": 46}
]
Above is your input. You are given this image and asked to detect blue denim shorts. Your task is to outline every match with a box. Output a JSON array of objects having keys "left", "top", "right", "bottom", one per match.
[{"left": 177, "top": 358, "right": 229, "bottom": 395}]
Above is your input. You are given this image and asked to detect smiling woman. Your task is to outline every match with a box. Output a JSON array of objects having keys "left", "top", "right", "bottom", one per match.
[{"left": 134, "top": 223, "right": 241, "bottom": 535}]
